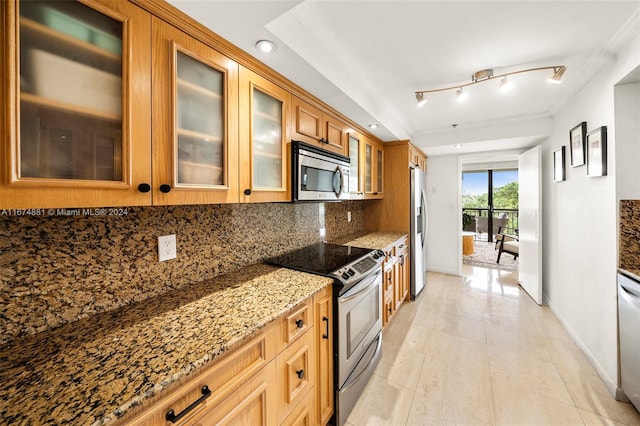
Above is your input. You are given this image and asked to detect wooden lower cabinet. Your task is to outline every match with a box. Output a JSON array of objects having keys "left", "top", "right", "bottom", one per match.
[
  {"left": 121, "top": 291, "right": 333, "bottom": 426},
  {"left": 188, "top": 362, "right": 277, "bottom": 426},
  {"left": 313, "top": 286, "right": 333, "bottom": 425},
  {"left": 394, "top": 239, "right": 409, "bottom": 310},
  {"left": 281, "top": 387, "right": 315, "bottom": 426},
  {"left": 381, "top": 236, "right": 409, "bottom": 328},
  {"left": 276, "top": 328, "right": 315, "bottom": 424}
]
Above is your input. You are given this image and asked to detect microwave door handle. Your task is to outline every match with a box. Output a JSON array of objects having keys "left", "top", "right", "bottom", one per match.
[{"left": 333, "top": 167, "right": 344, "bottom": 197}]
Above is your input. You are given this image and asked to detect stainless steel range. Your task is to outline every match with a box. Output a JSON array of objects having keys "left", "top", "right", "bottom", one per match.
[{"left": 266, "top": 243, "right": 385, "bottom": 425}]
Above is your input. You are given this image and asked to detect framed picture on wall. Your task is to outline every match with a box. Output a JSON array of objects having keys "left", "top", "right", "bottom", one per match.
[
  {"left": 586, "top": 126, "right": 607, "bottom": 177},
  {"left": 569, "top": 122, "right": 587, "bottom": 167},
  {"left": 553, "top": 146, "right": 566, "bottom": 182}
]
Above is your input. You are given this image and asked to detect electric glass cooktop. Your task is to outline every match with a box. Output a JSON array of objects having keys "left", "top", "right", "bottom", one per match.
[{"left": 265, "top": 243, "right": 373, "bottom": 275}]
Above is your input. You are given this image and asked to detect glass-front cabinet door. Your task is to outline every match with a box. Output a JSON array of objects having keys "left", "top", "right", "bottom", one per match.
[
  {"left": 348, "top": 133, "right": 364, "bottom": 198},
  {"left": 364, "top": 138, "right": 383, "bottom": 199},
  {"left": 152, "top": 18, "right": 239, "bottom": 205},
  {"left": 239, "top": 66, "right": 290, "bottom": 203},
  {"left": 1, "top": 0, "right": 152, "bottom": 208}
]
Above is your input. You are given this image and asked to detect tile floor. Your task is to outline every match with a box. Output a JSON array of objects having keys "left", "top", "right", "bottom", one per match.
[{"left": 345, "top": 266, "right": 640, "bottom": 426}]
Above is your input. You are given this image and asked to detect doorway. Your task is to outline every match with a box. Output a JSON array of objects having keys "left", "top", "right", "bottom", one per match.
[{"left": 462, "top": 168, "right": 519, "bottom": 271}]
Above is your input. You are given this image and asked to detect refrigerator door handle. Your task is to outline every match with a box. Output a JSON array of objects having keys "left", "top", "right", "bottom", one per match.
[{"left": 420, "top": 192, "right": 427, "bottom": 247}]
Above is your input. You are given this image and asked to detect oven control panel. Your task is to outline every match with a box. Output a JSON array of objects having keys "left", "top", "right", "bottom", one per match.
[{"left": 333, "top": 250, "right": 385, "bottom": 284}]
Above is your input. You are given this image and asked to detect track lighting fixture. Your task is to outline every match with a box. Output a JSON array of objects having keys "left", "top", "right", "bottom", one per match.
[{"left": 414, "top": 65, "right": 566, "bottom": 105}]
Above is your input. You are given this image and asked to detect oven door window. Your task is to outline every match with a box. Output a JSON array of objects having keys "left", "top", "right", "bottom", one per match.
[
  {"left": 346, "top": 284, "right": 380, "bottom": 357},
  {"left": 301, "top": 165, "right": 342, "bottom": 195}
]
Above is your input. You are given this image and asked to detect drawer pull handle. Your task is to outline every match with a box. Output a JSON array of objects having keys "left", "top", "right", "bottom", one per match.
[
  {"left": 322, "top": 316, "right": 329, "bottom": 339},
  {"left": 295, "top": 319, "right": 304, "bottom": 328},
  {"left": 296, "top": 369, "right": 305, "bottom": 379},
  {"left": 165, "top": 385, "right": 211, "bottom": 423}
]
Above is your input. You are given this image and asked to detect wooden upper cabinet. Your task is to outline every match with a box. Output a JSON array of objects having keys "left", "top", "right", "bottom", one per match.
[
  {"left": 239, "top": 66, "right": 290, "bottom": 203},
  {"left": 291, "top": 96, "right": 348, "bottom": 156},
  {"left": 409, "top": 145, "right": 426, "bottom": 171},
  {"left": 1, "top": 0, "right": 152, "bottom": 209},
  {"left": 364, "top": 138, "right": 384, "bottom": 199},
  {"left": 347, "top": 131, "right": 365, "bottom": 199},
  {"left": 151, "top": 17, "right": 239, "bottom": 205}
]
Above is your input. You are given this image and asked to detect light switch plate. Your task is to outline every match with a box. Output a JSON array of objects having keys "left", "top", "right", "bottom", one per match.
[{"left": 158, "top": 234, "right": 177, "bottom": 261}]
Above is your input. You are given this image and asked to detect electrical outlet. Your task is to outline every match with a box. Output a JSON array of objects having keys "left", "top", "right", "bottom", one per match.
[
  {"left": 347, "top": 211, "right": 352, "bottom": 222},
  {"left": 158, "top": 234, "right": 177, "bottom": 261}
]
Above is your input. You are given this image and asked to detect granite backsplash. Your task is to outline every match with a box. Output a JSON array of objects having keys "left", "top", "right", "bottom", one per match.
[
  {"left": 0, "top": 201, "right": 366, "bottom": 345},
  {"left": 619, "top": 199, "right": 640, "bottom": 270},
  {"left": 324, "top": 200, "right": 366, "bottom": 240}
]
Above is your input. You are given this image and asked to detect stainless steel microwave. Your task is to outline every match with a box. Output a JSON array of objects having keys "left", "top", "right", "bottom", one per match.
[{"left": 291, "top": 141, "right": 350, "bottom": 202}]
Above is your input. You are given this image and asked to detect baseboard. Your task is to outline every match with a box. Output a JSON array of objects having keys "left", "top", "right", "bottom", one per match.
[
  {"left": 543, "top": 295, "right": 622, "bottom": 400},
  {"left": 426, "top": 266, "right": 459, "bottom": 276}
]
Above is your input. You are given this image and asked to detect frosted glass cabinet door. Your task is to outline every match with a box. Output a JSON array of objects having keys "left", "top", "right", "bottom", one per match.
[
  {"left": 376, "top": 148, "right": 384, "bottom": 194},
  {"left": 238, "top": 66, "right": 290, "bottom": 203},
  {"left": 1, "top": 0, "right": 152, "bottom": 209},
  {"left": 19, "top": 0, "right": 123, "bottom": 181},
  {"left": 151, "top": 17, "right": 239, "bottom": 205},
  {"left": 252, "top": 89, "right": 283, "bottom": 189},
  {"left": 365, "top": 144, "right": 373, "bottom": 193},
  {"left": 176, "top": 51, "right": 224, "bottom": 187},
  {"left": 348, "top": 134, "right": 363, "bottom": 197}
]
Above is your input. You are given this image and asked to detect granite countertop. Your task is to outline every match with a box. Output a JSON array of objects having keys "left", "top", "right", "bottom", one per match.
[
  {"left": 336, "top": 231, "right": 408, "bottom": 250},
  {"left": 0, "top": 264, "right": 332, "bottom": 425}
]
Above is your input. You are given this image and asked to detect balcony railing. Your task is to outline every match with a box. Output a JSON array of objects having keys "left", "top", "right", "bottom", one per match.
[{"left": 462, "top": 208, "right": 518, "bottom": 241}]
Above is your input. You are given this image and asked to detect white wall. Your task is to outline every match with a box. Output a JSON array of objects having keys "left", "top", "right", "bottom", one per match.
[
  {"left": 425, "top": 155, "right": 460, "bottom": 275},
  {"left": 543, "top": 30, "right": 640, "bottom": 397}
]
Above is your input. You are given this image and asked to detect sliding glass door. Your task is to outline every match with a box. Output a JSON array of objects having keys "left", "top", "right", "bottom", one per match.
[{"left": 462, "top": 169, "right": 518, "bottom": 242}]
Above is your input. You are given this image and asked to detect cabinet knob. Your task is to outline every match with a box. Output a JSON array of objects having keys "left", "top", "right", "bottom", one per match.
[
  {"left": 296, "top": 369, "right": 305, "bottom": 379},
  {"left": 295, "top": 319, "right": 304, "bottom": 328},
  {"left": 244, "top": 189, "right": 252, "bottom": 196},
  {"left": 159, "top": 184, "right": 172, "bottom": 193},
  {"left": 137, "top": 183, "right": 151, "bottom": 193}
]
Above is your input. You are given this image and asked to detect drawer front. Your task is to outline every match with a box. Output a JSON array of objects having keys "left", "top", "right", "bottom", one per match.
[
  {"left": 280, "top": 387, "right": 315, "bottom": 426},
  {"left": 383, "top": 267, "right": 394, "bottom": 296},
  {"left": 277, "top": 300, "right": 313, "bottom": 352},
  {"left": 276, "top": 329, "right": 315, "bottom": 424},
  {"left": 126, "top": 324, "right": 276, "bottom": 426},
  {"left": 188, "top": 361, "right": 277, "bottom": 426}
]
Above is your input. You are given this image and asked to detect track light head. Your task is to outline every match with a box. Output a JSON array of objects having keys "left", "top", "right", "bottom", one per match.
[
  {"left": 456, "top": 88, "right": 468, "bottom": 102},
  {"left": 415, "top": 92, "right": 427, "bottom": 107},
  {"left": 500, "top": 76, "right": 513, "bottom": 92},
  {"left": 548, "top": 66, "right": 566, "bottom": 84}
]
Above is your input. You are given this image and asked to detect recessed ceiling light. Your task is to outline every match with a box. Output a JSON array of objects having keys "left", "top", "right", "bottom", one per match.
[
  {"left": 255, "top": 40, "right": 277, "bottom": 54},
  {"left": 368, "top": 124, "right": 379, "bottom": 129}
]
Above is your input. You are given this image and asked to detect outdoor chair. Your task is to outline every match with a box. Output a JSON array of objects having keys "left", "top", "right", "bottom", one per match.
[
  {"left": 476, "top": 213, "right": 508, "bottom": 238},
  {"left": 496, "top": 227, "right": 519, "bottom": 263}
]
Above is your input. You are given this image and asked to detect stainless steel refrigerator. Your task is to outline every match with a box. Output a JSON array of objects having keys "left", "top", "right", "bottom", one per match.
[{"left": 410, "top": 166, "right": 427, "bottom": 299}]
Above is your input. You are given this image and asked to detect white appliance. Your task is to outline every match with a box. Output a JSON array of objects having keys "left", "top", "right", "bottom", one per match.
[
  {"left": 410, "top": 167, "right": 427, "bottom": 299},
  {"left": 618, "top": 271, "right": 640, "bottom": 410}
]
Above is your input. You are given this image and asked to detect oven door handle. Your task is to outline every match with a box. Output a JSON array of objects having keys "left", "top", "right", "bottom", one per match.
[
  {"left": 340, "top": 269, "right": 382, "bottom": 303},
  {"left": 341, "top": 333, "right": 382, "bottom": 392}
]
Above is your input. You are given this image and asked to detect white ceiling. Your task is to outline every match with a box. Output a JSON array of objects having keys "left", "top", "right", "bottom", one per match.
[{"left": 167, "top": 0, "right": 640, "bottom": 157}]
